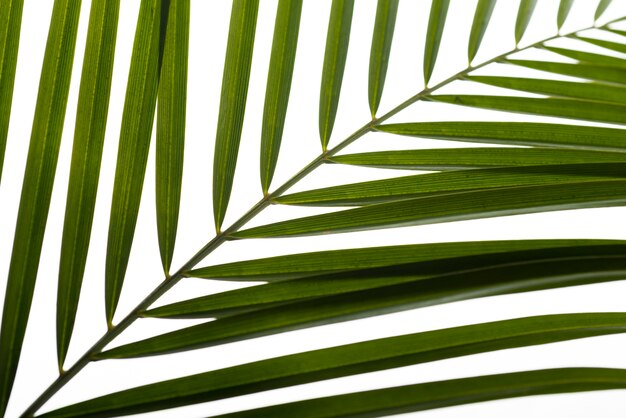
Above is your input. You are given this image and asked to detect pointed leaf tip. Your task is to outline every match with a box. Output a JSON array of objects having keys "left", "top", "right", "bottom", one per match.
[
  {"left": 105, "top": 0, "right": 162, "bottom": 323},
  {"left": 156, "top": 0, "right": 190, "bottom": 274},
  {"left": 56, "top": 0, "right": 121, "bottom": 368},
  {"left": 212, "top": 0, "right": 260, "bottom": 230},
  {"left": 424, "top": 0, "right": 451, "bottom": 85},
  {"left": 368, "top": 0, "right": 399, "bottom": 116},
  {"left": 260, "top": 0, "right": 303, "bottom": 193},
  {"left": 319, "top": 0, "right": 355, "bottom": 149},
  {"left": 515, "top": 0, "right": 538, "bottom": 45},
  {"left": 468, "top": 0, "right": 496, "bottom": 63},
  {"left": 0, "top": 0, "right": 82, "bottom": 412}
]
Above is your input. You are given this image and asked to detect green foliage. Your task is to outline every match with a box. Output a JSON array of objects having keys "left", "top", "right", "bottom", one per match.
[{"left": 2, "top": 1, "right": 626, "bottom": 417}]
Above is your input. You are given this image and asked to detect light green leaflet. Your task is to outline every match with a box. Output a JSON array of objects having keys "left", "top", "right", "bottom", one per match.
[
  {"left": 157, "top": 244, "right": 626, "bottom": 318},
  {"left": 430, "top": 95, "right": 626, "bottom": 126},
  {"left": 376, "top": 122, "right": 626, "bottom": 152},
  {"left": 557, "top": 0, "right": 575, "bottom": 30},
  {"left": 211, "top": 368, "right": 626, "bottom": 418},
  {"left": 260, "top": 0, "right": 303, "bottom": 193},
  {"left": 506, "top": 59, "right": 626, "bottom": 85},
  {"left": 423, "top": 0, "right": 450, "bottom": 85},
  {"left": 105, "top": 0, "right": 161, "bottom": 325},
  {"left": 467, "top": 0, "right": 496, "bottom": 63},
  {"left": 368, "top": 0, "right": 399, "bottom": 117},
  {"left": 56, "top": 0, "right": 121, "bottom": 370},
  {"left": 319, "top": 0, "right": 355, "bottom": 150},
  {"left": 0, "top": 0, "right": 82, "bottom": 414},
  {"left": 156, "top": 0, "right": 189, "bottom": 274},
  {"left": 39, "top": 314, "right": 626, "bottom": 417},
  {"left": 575, "top": 33, "right": 626, "bottom": 55},
  {"left": 187, "top": 239, "right": 613, "bottom": 281},
  {"left": 468, "top": 75, "right": 626, "bottom": 104},
  {"left": 99, "top": 251, "right": 626, "bottom": 358},
  {"left": 275, "top": 163, "right": 626, "bottom": 207},
  {"left": 541, "top": 46, "right": 626, "bottom": 68},
  {"left": 595, "top": 0, "right": 613, "bottom": 21},
  {"left": 0, "top": 0, "right": 24, "bottom": 182},
  {"left": 515, "top": 0, "right": 537, "bottom": 45},
  {"left": 330, "top": 148, "right": 626, "bottom": 171},
  {"left": 212, "top": 0, "right": 259, "bottom": 231}
]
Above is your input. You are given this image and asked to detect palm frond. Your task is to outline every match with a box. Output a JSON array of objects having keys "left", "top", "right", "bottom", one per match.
[{"left": 4, "top": 1, "right": 626, "bottom": 417}]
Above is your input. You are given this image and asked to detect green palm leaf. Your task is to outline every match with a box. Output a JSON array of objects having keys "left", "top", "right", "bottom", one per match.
[
  {"left": 0, "top": 0, "right": 23, "bottom": 182},
  {"left": 330, "top": 148, "right": 626, "bottom": 171},
  {"left": 156, "top": 0, "right": 190, "bottom": 274},
  {"left": 368, "top": 0, "right": 399, "bottom": 117},
  {"left": 100, "top": 252, "right": 626, "bottom": 358},
  {"left": 595, "top": 0, "right": 613, "bottom": 21},
  {"left": 423, "top": 0, "right": 450, "bottom": 85},
  {"left": 515, "top": 0, "right": 538, "bottom": 45},
  {"left": 56, "top": 0, "right": 120, "bottom": 370},
  {"left": 5, "top": 3, "right": 626, "bottom": 417},
  {"left": 543, "top": 45, "right": 626, "bottom": 67},
  {"left": 188, "top": 239, "right": 609, "bottom": 281},
  {"left": 319, "top": 0, "right": 355, "bottom": 150},
  {"left": 506, "top": 59, "right": 626, "bottom": 85},
  {"left": 430, "top": 96, "right": 626, "bottom": 125},
  {"left": 575, "top": 33, "right": 626, "bottom": 54},
  {"left": 0, "top": 0, "right": 82, "bottom": 413},
  {"left": 41, "top": 314, "right": 626, "bottom": 417},
  {"left": 211, "top": 368, "right": 626, "bottom": 418},
  {"left": 156, "top": 243, "right": 626, "bottom": 318},
  {"left": 557, "top": 0, "right": 575, "bottom": 30},
  {"left": 376, "top": 122, "right": 626, "bottom": 151},
  {"left": 212, "top": 0, "right": 260, "bottom": 231},
  {"left": 468, "top": 75, "right": 626, "bottom": 104},
  {"left": 467, "top": 0, "right": 496, "bottom": 63},
  {"left": 233, "top": 181, "right": 626, "bottom": 239},
  {"left": 105, "top": 0, "right": 161, "bottom": 325},
  {"left": 260, "top": 0, "right": 303, "bottom": 193},
  {"left": 274, "top": 163, "right": 626, "bottom": 207}
]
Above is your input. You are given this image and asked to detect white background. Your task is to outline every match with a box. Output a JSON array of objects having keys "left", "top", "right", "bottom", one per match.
[{"left": 2, "top": 0, "right": 626, "bottom": 416}]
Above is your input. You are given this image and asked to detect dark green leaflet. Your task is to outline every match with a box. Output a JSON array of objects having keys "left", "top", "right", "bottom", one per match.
[
  {"left": 515, "top": 0, "right": 537, "bottom": 44},
  {"left": 376, "top": 122, "right": 626, "bottom": 152},
  {"left": 319, "top": 0, "right": 355, "bottom": 150},
  {"left": 468, "top": 75, "right": 626, "bottom": 104},
  {"left": 467, "top": 0, "right": 496, "bottom": 62},
  {"left": 105, "top": 0, "right": 161, "bottom": 325},
  {"left": 430, "top": 95, "right": 626, "bottom": 126},
  {"left": 423, "top": 0, "right": 450, "bottom": 85},
  {"left": 188, "top": 239, "right": 611, "bottom": 281},
  {"left": 232, "top": 181, "right": 626, "bottom": 239},
  {"left": 211, "top": 368, "right": 626, "bottom": 418},
  {"left": 368, "top": 0, "right": 399, "bottom": 117},
  {"left": 540, "top": 46, "right": 626, "bottom": 68},
  {"left": 0, "top": 0, "right": 24, "bottom": 182},
  {"left": 212, "top": 0, "right": 260, "bottom": 231},
  {"left": 260, "top": 0, "right": 303, "bottom": 193},
  {"left": 40, "top": 314, "right": 626, "bottom": 417},
  {"left": 506, "top": 59, "right": 626, "bottom": 85},
  {"left": 56, "top": 0, "right": 121, "bottom": 370},
  {"left": 574, "top": 33, "right": 626, "bottom": 55},
  {"left": 156, "top": 0, "right": 190, "bottom": 274},
  {"left": 274, "top": 163, "right": 626, "bottom": 207},
  {"left": 330, "top": 148, "right": 626, "bottom": 171},
  {"left": 153, "top": 244, "right": 626, "bottom": 318},
  {"left": 0, "top": 0, "right": 82, "bottom": 414},
  {"left": 100, "top": 252, "right": 626, "bottom": 358}
]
